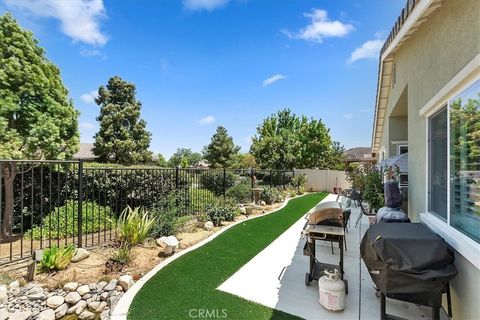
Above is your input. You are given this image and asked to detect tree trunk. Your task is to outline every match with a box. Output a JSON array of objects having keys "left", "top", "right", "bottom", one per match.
[{"left": 2, "top": 162, "right": 16, "bottom": 237}]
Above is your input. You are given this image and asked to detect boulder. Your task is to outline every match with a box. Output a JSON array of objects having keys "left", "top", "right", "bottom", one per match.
[
  {"left": 65, "top": 292, "right": 81, "bottom": 304},
  {"left": 203, "top": 221, "right": 214, "bottom": 231},
  {"left": 8, "top": 281, "right": 20, "bottom": 296},
  {"left": 76, "top": 285, "right": 90, "bottom": 296},
  {"left": 260, "top": 200, "right": 266, "bottom": 206},
  {"left": 100, "top": 309, "right": 110, "bottom": 320},
  {"left": 118, "top": 275, "right": 134, "bottom": 291},
  {"left": 0, "top": 286, "right": 7, "bottom": 303},
  {"left": 0, "top": 308, "right": 9, "bottom": 320},
  {"left": 46, "top": 295, "right": 65, "bottom": 309},
  {"left": 71, "top": 248, "right": 90, "bottom": 263},
  {"left": 54, "top": 303, "right": 68, "bottom": 319},
  {"left": 63, "top": 282, "right": 79, "bottom": 292},
  {"left": 8, "top": 311, "right": 31, "bottom": 320},
  {"left": 155, "top": 236, "right": 167, "bottom": 247},
  {"left": 79, "top": 310, "right": 95, "bottom": 320},
  {"left": 88, "top": 301, "right": 101, "bottom": 310},
  {"left": 239, "top": 206, "right": 247, "bottom": 215},
  {"left": 37, "top": 309, "right": 55, "bottom": 320},
  {"left": 163, "top": 235, "right": 179, "bottom": 255}
]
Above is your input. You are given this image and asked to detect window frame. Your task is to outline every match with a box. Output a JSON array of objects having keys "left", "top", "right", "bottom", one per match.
[
  {"left": 422, "top": 75, "right": 480, "bottom": 269},
  {"left": 397, "top": 144, "right": 408, "bottom": 156}
]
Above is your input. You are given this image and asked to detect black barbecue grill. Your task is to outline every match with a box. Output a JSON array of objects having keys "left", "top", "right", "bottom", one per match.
[{"left": 361, "top": 223, "right": 457, "bottom": 320}]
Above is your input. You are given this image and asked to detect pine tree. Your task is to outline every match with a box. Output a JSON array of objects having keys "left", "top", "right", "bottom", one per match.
[
  {"left": 0, "top": 13, "right": 79, "bottom": 235},
  {"left": 93, "top": 76, "right": 152, "bottom": 164},
  {"left": 203, "top": 126, "right": 240, "bottom": 168}
]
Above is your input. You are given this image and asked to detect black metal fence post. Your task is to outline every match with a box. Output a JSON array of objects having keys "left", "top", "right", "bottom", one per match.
[
  {"left": 77, "top": 160, "right": 84, "bottom": 248},
  {"left": 223, "top": 168, "right": 226, "bottom": 199}
]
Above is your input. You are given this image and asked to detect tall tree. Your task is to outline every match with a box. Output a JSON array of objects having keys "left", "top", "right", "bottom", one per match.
[
  {"left": 93, "top": 76, "right": 152, "bottom": 164},
  {"left": 250, "top": 109, "right": 333, "bottom": 169},
  {"left": 168, "top": 148, "right": 202, "bottom": 168},
  {"left": 203, "top": 126, "right": 240, "bottom": 168},
  {"left": 0, "top": 14, "right": 79, "bottom": 235},
  {"left": 156, "top": 153, "right": 168, "bottom": 167}
]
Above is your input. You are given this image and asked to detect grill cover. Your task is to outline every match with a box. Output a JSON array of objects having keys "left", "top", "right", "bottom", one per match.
[{"left": 361, "top": 223, "right": 457, "bottom": 307}]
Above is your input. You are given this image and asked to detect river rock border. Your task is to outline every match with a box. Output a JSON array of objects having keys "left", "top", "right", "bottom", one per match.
[{"left": 0, "top": 274, "right": 134, "bottom": 320}]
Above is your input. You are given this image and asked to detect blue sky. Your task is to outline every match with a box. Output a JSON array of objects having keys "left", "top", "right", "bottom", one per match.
[{"left": 0, "top": 0, "right": 405, "bottom": 158}]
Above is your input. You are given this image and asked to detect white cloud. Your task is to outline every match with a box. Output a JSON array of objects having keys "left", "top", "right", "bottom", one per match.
[
  {"left": 348, "top": 39, "right": 384, "bottom": 63},
  {"left": 80, "top": 122, "right": 96, "bottom": 130},
  {"left": 343, "top": 113, "right": 353, "bottom": 119},
  {"left": 197, "top": 115, "right": 216, "bottom": 125},
  {"left": 80, "top": 90, "right": 98, "bottom": 104},
  {"left": 283, "top": 9, "right": 354, "bottom": 43},
  {"left": 183, "top": 0, "right": 229, "bottom": 11},
  {"left": 262, "top": 74, "right": 287, "bottom": 87},
  {"left": 3, "top": 0, "right": 108, "bottom": 46}
]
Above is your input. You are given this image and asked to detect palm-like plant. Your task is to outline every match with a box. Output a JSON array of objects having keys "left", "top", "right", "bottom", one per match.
[{"left": 117, "top": 206, "right": 156, "bottom": 246}]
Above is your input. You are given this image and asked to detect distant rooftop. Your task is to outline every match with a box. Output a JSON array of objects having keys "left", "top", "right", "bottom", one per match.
[
  {"left": 73, "top": 143, "right": 95, "bottom": 160},
  {"left": 345, "top": 147, "right": 373, "bottom": 160}
]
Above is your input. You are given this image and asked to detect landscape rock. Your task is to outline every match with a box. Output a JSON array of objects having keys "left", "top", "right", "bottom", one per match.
[
  {"left": 118, "top": 275, "right": 134, "bottom": 291},
  {"left": 203, "top": 221, "right": 214, "bottom": 231},
  {"left": 71, "top": 248, "right": 90, "bottom": 262},
  {"left": 0, "top": 286, "right": 7, "bottom": 303},
  {"left": 239, "top": 206, "right": 247, "bottom": 214},
  {"left": 103, "top": 280, "right": 117, "bottom": 291},
  {"left": 65, "top": 291, "right": 82, "bottom": 304},
  {"left": 100, "top": 309, "right": 110, "bottom": 320},
  {"left": 0, "top": 308, "right": 9, "bottom": 320},
  {"left": 97, "top": 281, "right": 107, "bottom": 291},
  {"left": 67, "top": 300, "right": 86, "bottom": 314},
  {"left": 8, "top": 281, "right": 20, "bottom": 296},
  {"left": 27, "top": 292, "right": 46, "bottom": 300},
  {"left": 100, "top": 292, "right": 109, "bottom": 301},
  {"left": 79, "top": 310, "right": 95, "bottom": 320},
  {"left": 88, "top": 301, "right": 101, "bottom": 310},
  {"left": 155, "top": 236, "right": 167, "bottom": 247},
  {"left": 163, "top": 235, "right": 179, "bottom": 254},
  {"left": 63, "top": 282, "right": 79, "bottom": 292},
  {"left": 54, "top": 303, "right": 68, "bottom": 319},
  {"left": 46, "top": 295, "right": 64, "bottom": 309},
  {"left": 260, "top": 200, "right": 266, "bottom": 206},
  {"left": 8, "top": 310, "right": 31, "bottom": 320},
  {"left": 37, "top": 308, "right": 55, "bottom": 320},
  {"left": 95, "top": 301, "right": 107, "bottom": 312},
  {"left": 76, "top": 285, "right": 90, "bottom": 296}
]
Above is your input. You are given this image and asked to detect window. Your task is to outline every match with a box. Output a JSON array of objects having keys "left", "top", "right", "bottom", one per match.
[
  {"left": 449, "top": 80, "right": 480, "bottom": 243},
  {"left": 397, "top": 145, "right": 408, "bottom": 155},
  {"left": 399, "top": 173, "right": 408, "bottom": 187},
  {"left": 427, "top": 80, "right": 480, "bottom": 243},
  {"left": 428, "top": 107, "right": 448, "bottom": 220}
]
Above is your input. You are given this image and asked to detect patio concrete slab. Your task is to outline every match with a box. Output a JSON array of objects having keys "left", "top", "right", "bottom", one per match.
[{"left": 218, "top": 194, "right": 438, "bottom": 320}]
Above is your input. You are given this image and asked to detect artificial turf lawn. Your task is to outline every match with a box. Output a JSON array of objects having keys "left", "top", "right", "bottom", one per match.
[{"left": 128, "top": 193, "right": 327, "bottom": 320}]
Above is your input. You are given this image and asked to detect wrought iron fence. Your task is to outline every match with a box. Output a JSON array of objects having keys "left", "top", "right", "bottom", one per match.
[{"left": 0, "top": 160, "right": 293, "bottom": 264}]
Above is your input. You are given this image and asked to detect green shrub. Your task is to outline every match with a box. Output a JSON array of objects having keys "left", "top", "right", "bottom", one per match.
[
  {"left": 200, "top": 171, "right": 237, "bottom": 196},
  {"left": 226, "top": 179, "right": 251, "bottom": 204},
  {"left": 189, "top": 188, "right": 216, "bottom": 214},
  {"left": 150, "top": 209, "right": 186, "bottom": 237},
  {"left": 117, "top": 206, "right": 155, "bottom": 246},
  {"left": 260, "top": 186, "right": 284, "bottom": 205},
  {"left": 291, "top": 174, "right": 307, "bottom": 194},
  {"left": 27, "top": 201, "right": 114, "bottom": 240},
  {"left": 206, "top": 198, "right": 239, "bottom": 226},
  {"left": 38, "top": 244, "right": 75, "bottom": 272}
]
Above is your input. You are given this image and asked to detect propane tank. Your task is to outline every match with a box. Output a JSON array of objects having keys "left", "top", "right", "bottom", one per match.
[{"left": 318, "top": 269, "right": 345, "bottom": 311}]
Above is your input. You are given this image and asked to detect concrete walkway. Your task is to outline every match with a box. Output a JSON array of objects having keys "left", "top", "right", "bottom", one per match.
[{"left": 218, "top": 194, "right": 437, "bottom": 320}]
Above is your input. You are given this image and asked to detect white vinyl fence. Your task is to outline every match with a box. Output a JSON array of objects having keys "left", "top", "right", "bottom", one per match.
[{"left": 293, "top": 169, "right": 350, "bottom": 193}]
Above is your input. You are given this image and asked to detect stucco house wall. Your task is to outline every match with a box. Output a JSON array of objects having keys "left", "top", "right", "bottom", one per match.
[{"left": 375, "top": 0, "right": 480, "bottom": 319}]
